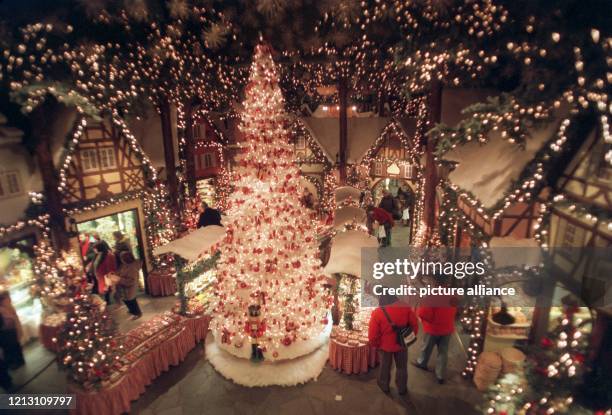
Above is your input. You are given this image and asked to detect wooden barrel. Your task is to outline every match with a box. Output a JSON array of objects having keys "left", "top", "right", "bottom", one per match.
[
  {"left": 474, "top": 351, "right": 502, "bottom": 391},
  {"left": 500, "top": 347, "right": 526, "bottom": 374}
]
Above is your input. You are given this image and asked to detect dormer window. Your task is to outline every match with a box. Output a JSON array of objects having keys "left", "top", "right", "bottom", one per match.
[
  {"left": 295, "top": 135, "right": 306, "bottom": 150},
  {"left": 98, "top": 147, "right": 117, "bottom": 169},
  {"left": 0, "top": 170, "right": 22, "bottom": 199},
  {"left": 80, "top": 149, "right": 98, "bottom": 172}
]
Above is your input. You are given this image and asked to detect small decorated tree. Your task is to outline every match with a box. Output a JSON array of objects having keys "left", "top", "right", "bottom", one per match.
[
  {"left": 211, "top": 44, "right": 331, "bottom": 362},
  {"left": 482, "top": 373, "right": 526, "bottom": 415},
  {"left": 522, "top": 302, "right": 592, "bottom": 414},
  {"left": 55, "top": 253, "right": 121, "bottom": 389},
  {"left": 32, "top": 240, "right": 68, "bottom": 309}
]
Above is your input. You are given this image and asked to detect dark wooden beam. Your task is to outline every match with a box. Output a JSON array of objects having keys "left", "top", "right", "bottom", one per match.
[
  {"left": 423, "top": 81, "right": 442, "bottom": 236},
  {"left": 160, "top": 98, "right": 179, "bottom": 210},
  {"left": 30, "top": 99, "right": 70, "bottom": 251},
  {"left": 183, "top": 103, "right": 197, "bottom": 197},
  {"left": 338, "top": 77, "right": 348, "bottom": 184}
]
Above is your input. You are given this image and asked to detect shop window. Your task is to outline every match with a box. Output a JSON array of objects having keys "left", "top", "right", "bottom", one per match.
[
  {"left": 80, "top": 149, "right": 98, "bottom": 172},
  {"left": 0, "top": 240, "right": 41, "bottom": 344},
  {"left": 202, "top": 153, "right": 216, "bottom": 168},
  {"left": 403, "top": 164, "right": 413, "bottom": 179},
  {"left": 374, "top": 162, "right": 383, "bottom": 176},
  {"left": 0, "top": 170, "right": 22, "bottom": 198},
  {"left": 193, "top": 124, "right": 204, "bottom": 140},
  {"left": 98, "top": 147, "right": 117, "bottom": 169},
  {"left": 295, "top": 135, "right": 306, "bottom": 150}
]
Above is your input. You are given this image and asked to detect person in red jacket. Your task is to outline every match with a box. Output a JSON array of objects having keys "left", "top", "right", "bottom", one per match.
[
  {"left": 367, "top": 206, "right": 394, "bottom": 247},
  {"left": 368, "top": 294, "right": 419, "bottom": 395},
  {"left": 92, "top": 240, "right": 117, "bottom": 305},
  {"left": 413, "top": 290, "right": 458, "bottom": 384}
]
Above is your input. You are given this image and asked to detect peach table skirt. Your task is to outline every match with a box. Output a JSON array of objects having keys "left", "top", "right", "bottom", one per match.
[
  {"left": 328, "top": 339, "right": 379, "bottom": 374},
  {"left": 39, "top": 323, "right": 61, "bottom": 353},
  {"left": 69, "top": 314, "right": 210, "bottom": 415},
  {"left": 146, "top": 271, "right": 177, "bottom": 297}
]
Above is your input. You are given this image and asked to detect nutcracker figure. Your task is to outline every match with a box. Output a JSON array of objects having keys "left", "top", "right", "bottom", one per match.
[{"left": 245, "top": 304, "right": 266, "bottom": 362}]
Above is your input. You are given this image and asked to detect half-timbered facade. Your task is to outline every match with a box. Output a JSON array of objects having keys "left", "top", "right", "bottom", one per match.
[
  {"left": 61, "top": 120, "right": 146, "bottom": 206},
  {"left": 291, "top": 118, "right": 331, "bottom": 201},
  {"left": 548, "top": 127, "right": 612, "bottom": 305},
  {"left": 360, "top": 119, "right": 419, "bottom": 183}
]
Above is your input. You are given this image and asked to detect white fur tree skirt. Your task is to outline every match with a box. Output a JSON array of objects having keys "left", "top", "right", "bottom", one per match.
[
  {"left": 211, "top": 316, "right": 332, "bottom": 361},
  {"left": 205, "top": 333, "right": 329, "bottom": 387}
]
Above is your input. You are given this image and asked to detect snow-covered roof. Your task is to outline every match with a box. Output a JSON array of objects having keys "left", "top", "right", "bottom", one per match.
[
  {"left": 335, "top": 186, "right": 361, "bottom": 204},
  {"left": 154, "top": 225, "right": 225, "bottom": 262},
  {"left": 323, "top": 230, "right": 379, "bottom": 277},
  {"left": 333, "top": 206, "right": 367, "bottom": 230},
  {"left": 300, "top": 117, "right": 391, "bottom": 163},
  {"left": 441, "top": 88, "right": 563, "bottom": 209},
  {"left": 445, "top": 123, "right": 557, "bottom": 208}
]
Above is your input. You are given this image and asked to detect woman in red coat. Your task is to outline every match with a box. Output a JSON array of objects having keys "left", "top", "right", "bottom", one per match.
[
  {"left": 413, "top": 295, "right": 458, "bottom": 384},
  {"left": 367, "top": 206, "right": 394, "bottom": 247},
  {"left": 368, "top": 294, "right": 419, "bottom": 395},
  {"left": 92, "top": 241, "right": 117, "bottom": 304}
]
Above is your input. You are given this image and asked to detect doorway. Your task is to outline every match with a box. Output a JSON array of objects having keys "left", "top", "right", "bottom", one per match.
[
  {"left": 372, "top": 178, "right": 416, "bottom": 243},
  {"left": 76, "top": 208, "right": 146, "bottom": 287}
]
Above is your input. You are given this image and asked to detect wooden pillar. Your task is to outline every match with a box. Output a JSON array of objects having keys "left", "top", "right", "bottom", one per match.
[
  {"left": 183, "top": 103, "right": 197, "bottom": 198},
  {"left": 160, "top": 99, "right": 179, "bottom": 209},
  {"left": 529, "top": 274, "right": 556, "bottom": 346},
  {"left": 30, "top": 99, "right": 70, "bottom": 251},
  {"left": 338, "top": 77, "right": 348, "bottom": 184},
  {"left": 423, "top": 81, "right": 442, "bottom": 235},
  {"left": 377, "top": 89, "right": 386, "bottom": 116}
]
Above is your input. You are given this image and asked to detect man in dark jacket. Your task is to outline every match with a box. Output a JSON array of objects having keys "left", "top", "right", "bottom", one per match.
[
  {"left": 197, "top": 202, "right": 222, "bottom": 228},
  {"left": 378, "top": 191, "right": 396, "bottom": 215}
]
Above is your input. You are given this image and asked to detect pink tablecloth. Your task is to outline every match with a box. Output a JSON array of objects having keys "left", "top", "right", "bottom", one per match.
[
  {"left": 146, "top": 270, "right": 177, "bottom": 297},
  {"left": 328, "top": 339, "right": 378, "bottom": 374},
  {"left": 39, "top": 324, "right": 61, "bottom": 353},
  {"left": 183, "top": 314, "right": 211, "bottom": 344},
  {"left": 69, "top": 314, "right": 210, "bottom": 415}
]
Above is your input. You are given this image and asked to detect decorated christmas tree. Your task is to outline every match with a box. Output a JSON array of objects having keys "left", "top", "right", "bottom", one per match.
[
  {"left": 210, "top": 44, "right": 331, "bottom": 364},
  {"left": 55, "top": 253, "right": 121, "bottom": 389},
  {"left": 522, "top": 302, "right": 592, "bottom": 414}
]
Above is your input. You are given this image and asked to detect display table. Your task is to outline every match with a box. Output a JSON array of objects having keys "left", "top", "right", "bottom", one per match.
[
  {"left": 146, "top": 266, "right": 177, "bottom": 297},
  {"left": 329, "top": 337, "right": 378, "bottom": 374},
  {"left": 328, "top": 311, "right": 378, "bottom": 375},
  {"left": 69, "top": 312, "right": 210, "bottom": 415}
]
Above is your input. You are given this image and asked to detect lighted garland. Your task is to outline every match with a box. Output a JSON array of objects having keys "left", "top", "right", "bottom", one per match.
[
  {"left": 360, "top": 118, "right": 423, "bottom": 168},
  {"left": 291, "top": 118, "right": 330, "bottom": 165},
  {"left": 321, "top": 170, "right": 338, "bottom": 215},
  {"left": 0, "top": 214, "right": 50, "bottom": 240}
]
